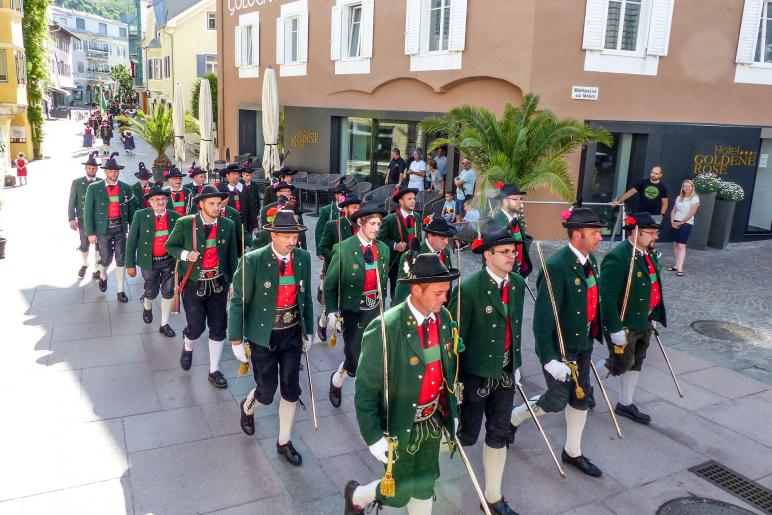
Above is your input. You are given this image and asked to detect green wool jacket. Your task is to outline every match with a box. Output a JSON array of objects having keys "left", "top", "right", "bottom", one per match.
[
  {"left": 533, "top": 245, "right": 604, "bottom": 365},
  {"left": 393, "top": 242, "right": 453, "bottom": 306},
  {"left": 491, "top": 211, "right": 533, "bottom": 278},
  {"left": 165, "top": 213, "right": 238, "bottom": 284},
  {"left": 83, "top": 180, "right": 137, "bottom": 235},
  {"left": 323, "top": 235, "right": 390, "bottom": 313},
  {"left": 183, "top": 182, "right": 205, "bottom": 213},
  {"left": 600, "top": 240, "right": 667, "bottom": 334},
  {"left": 131, "top": 181, "right": 152, "bottom": 208},
  {"left": 125, "top": 209, "right": 181, "bottom": 269},
  {"left": 259, "top": 201, "right": 307, "bottom": 250},
  {"left": 68, "top": 176, "right": 102, "bottom": 222},
  {"left": 251, "top": 229, "right": 271, "bottom": 250},
  {"left": 450, "top": 268, "right": 525, "bottom": 378},
  {"left": 377, "top": 211, "right": 423, "bottom": 266},
  {"left": 315, "top": 202, "right": 340, "bottom": 250},
  {"left": 355, "top": 302, "right": 459, "bottom": 446},
  {"left": 227, "top": 245, "right": 314, "bottom": 347},
  {"left": 316, "top": 217, "right": 355, "bottom": 262}
]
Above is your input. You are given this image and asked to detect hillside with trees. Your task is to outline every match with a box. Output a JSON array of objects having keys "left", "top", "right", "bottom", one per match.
[{"left": 54, "top": 0, "right": 137, "bottom": 21}]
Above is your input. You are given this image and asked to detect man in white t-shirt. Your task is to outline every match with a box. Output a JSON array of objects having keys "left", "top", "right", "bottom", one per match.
[{"left": 407, "top": 149, "right": 427, "bottom": 191}]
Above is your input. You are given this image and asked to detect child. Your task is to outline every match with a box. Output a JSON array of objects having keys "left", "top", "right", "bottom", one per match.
[
  {"left": 442, "top": 192, "right": 455, "bottom": 222},
  {"left": 462, "top": 199, "right": 480, "bottom": 224},
  {"left": 83, "top": 124, "right": 94, "bottom": 148},
  {"left": 100, "top": 120, "right": 113, "bottom": 150},
  {"left": 15, "top": 152, "right": 27, "bottom": 186},
  {"left": 122, "top": 130, "right": 136, "bottom": 154}
]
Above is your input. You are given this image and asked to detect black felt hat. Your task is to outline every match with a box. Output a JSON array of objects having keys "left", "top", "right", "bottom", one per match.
[
  {"left": 471, "top": 226, "right": 517, "bottom": 254},
  {"left": 135, "top": 162, "right": 152, "bottom": 180},
  {"left": 272, "top": 166, "right": 297, "bottom": 179},
  {"left": 331, "top": 182, "right": 350, "bottom": 194},
  {"left": 272, "top": 181, "right": 295, "bottom": 193},
  {"left": 338, "top": 194, "right": 362, "bottom": 209},
  {"left": 82, "top": 152, "right": 99, "bottom": 166},
  {"left": 144, "top": 183, "right": 170, "bottom": 201},
  {"left": 562, "top": 207, "right": 608, "bottom": 229},
  {"left": 398, "top": 253, "right": 460, "bottom": 284},
  {"left": 224, "top": 163, "right": 242, "bottom": 175},
  {"left": 392, "top": 180, "right": 419, "bottom": 201},
  {"left": 423, "top": 216, "right": 458, "bottom": 237},
  {"left": 264, "top": 209, "right": 308, "bottom": 233},
  {"left": 350, "top": 201, "right": 387, "bottom": 222},
  {"left": 188, "top": 163, "right": 207, "bottom": 177},
  {"left": 193, "top": 184, "right": 228, "bottom": 204},
  {"left": 623, "top": 212, "right": 660, "bottom": 230},
  {"left": 165, "top": 166, "right": 185, "bottom": 179},
  {"left": 495, "top": 182, "right": 527, "bottom": 199},
  {"left": 100, "top": 157, "right": 124, "bottom": 170}
]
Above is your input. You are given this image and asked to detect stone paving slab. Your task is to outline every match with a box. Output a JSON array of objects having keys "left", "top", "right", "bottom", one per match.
[
  {"left": 699, "top": 395, "right": 772, "bottom": 448},
  {"left": 151, "top": 363, "right": 234, "bottom": 410},
  {"left": 680, "top": 366, "right": 770, "bottom": 399},
  {"left": 0, "top": 478, "right": 133, "bottom": 515},
  {"left": 203, "top": 495, "right": 294, "bottom": 515},
  {"left": 46, "top": 334, "right": 147, "bottom": 371},
  {"left": 123, "top": 405, "right": 212, "bottom": 453}
]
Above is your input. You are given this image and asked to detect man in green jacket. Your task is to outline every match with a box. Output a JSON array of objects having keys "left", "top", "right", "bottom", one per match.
[
  {"left": 324, "top": 202, "right": 389, "bottom": 409},
  {"left": 183, "top": 165, "right": 208, "bottom": 213},
  {"left": 68, "top": 152, "right": 102, "bottom": 279},
  {"left": 131, "top": 163, "right": 153, "bottom": 209},
  {"left": 377, "top": 181, "right": 421, "bottom": 305},
  {"left": 125, "top": 184, "right": 180, "bottom": 338},
  {"left": 84, "top": 157, "right": 137, "bottom": 301},
  {"left": 263, "top": 166, "right": 299, "bottom": 206},
  {"left": 510, "top": 207, "right": 606, "bottom": 478},
  {"left": 166, "top": 166, "right": 189, "bottom": 216},
  {"left": 394, "top": 216, "right": 456, "bottom": 305},
  {"left": 314, "top": 182, "right": 350, "bottom": 253},
  {"left": 217, "top": 183, "right": 246, "bottom": 255},
  {"left": 260, "top": 182, "right": 307, "bottom": 250},
  {"left": 490, "top": 183, "right": 532, "bottom": 278},
  {"left": 229, "top": 210, "right": 314, "bottom": 466},
  {"left": 451, "top": 227, "right": 525, "bottom": 515},
  {"left": 599, "top": 212, "right": 666, "bottom": 425},
  {"left": 344, "top": 253, "right": 460, "bottom": 515},
  {"left": 165, "top": 185, "right": 238, "bottom": 389},
  {"left": 240, "top": 164, "right": 261, "bottom": 235}
]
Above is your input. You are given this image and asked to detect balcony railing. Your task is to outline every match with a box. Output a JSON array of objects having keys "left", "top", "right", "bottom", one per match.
[{"left": 86, "top": 48, "right": 108, "bottom": 60}]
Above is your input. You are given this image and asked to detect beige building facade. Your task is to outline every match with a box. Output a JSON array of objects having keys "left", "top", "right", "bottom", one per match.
[{"left": 217, "top": 0, "right": 772, "bottom": 240}]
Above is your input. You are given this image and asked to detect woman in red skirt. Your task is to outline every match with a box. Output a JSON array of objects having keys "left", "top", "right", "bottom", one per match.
[{"left": 16, "top": 152, "right": 27, "bottom": 186}]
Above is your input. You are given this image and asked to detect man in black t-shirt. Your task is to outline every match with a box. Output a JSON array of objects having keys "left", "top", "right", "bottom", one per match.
[
  {"left": 385, "top": 148, "right": 407, "bottom": 185},
  {"left": 612, "top": 166, "right": 669, "bottom": 223}
]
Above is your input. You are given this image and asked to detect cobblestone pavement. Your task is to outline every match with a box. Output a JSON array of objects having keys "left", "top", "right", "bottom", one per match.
[{"left": 0, "top": 118, "right": 770, "bottom": 514}]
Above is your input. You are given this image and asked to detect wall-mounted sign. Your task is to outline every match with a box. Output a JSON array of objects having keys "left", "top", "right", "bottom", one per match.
[
  {"left": 227, "top": 0, "right": 284, "bottom": 16},
  {"left": 571, "top": 86, "right": 599, "bottom": 101},
  {"left": 693, "top": 145, "right": 758, "bottom": 175},
  {"left": 291, "top": 128, "right": 319, "bottom": 150},
  {"left": 10, "top": 126, "right": 26, "bottom": 143}
]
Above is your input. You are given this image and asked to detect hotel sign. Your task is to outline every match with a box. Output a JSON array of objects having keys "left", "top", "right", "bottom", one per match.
[
  {"left": 291, "top": 128, "right": 319, "bottom": 150},
  {"left": 227, "top": 0, "right": 285, "bottom": 16},
  {"left": 693, "top": 145, "right": 758, "bottom": 175}
]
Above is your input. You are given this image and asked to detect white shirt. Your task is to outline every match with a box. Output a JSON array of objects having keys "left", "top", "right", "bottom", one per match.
[
  {"left": 407, "top": 160, "right": 427, "bottom": 191},
  {"left": 502, "top": 209, "right": 517, "bottom": 223},
  {"left": 485, "top": 267, "right": 508, "bottom": 288},
  {"left": 228, "top": 182, "right": 243, "bottom": 193},
  {"left": 271, "top": 244, "right": 290, "bottom": 262},
  {"left": 673, "top": 195, "right": 700, "bottom": 225},
  {"left": 568, "top": 242, "right": 589, "bottom": 265},
  {"left": 152, "top": 209, "right": 167, "bottom": 218},
  {"left": 356, "top": 232, "right": 374, "bottom": 248},
  {"left": 400, "top": 208, "right": 414, "bottom": 220},
  {"left": 406, "top": 295, "right": 436, "bottom": 326}
]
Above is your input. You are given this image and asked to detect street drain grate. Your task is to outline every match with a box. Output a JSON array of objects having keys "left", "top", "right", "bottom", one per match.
[
  {"left": 690, "top": 320, "right": 760, "bottom": 343},
  {"left": 657, "top": 497, "right": 756, "bottom": 514},
  {"left": 689, "top": 461, "right": 772, "bottom": 513}
]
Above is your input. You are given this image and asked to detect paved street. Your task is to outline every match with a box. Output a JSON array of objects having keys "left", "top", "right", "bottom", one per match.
[{"left": 0, "top": 117, "right": 771, "bottom": 514}]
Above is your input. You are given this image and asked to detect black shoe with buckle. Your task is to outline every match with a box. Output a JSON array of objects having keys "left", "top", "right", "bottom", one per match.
[
  {"left": 317, "top": 316, "right": 327, "bottom": 342},
  {"left": 561, "top": 450, "right": 602, "bottom": 477},
  {"left": 159, "top": 324, "right": 175, "bottom": 337},
  {"left": 78, "top": 266, "right": 87, "bottom": 278},
  {"left": 98, "top": 278, "right": 107, "bottom": 292},
  {"left": 481, "top": 496, "right": 519, "bottom": 515},
  {"left": 276, "top": 440, "right": 302, "bottom": 466},
  {"left": 180, "top": 346, "right": 193, "bottom": 371},
  {"left": 208, "top": 370, "right": 228, "bottom": 388},
  {"left": 239, "top": 398, "right": 255, "bottom": 436},
  {"left": 142, "top": 308, "right": 153, "bottom": 324},
  {"left": 615, "top": 402, "right": 651, "bottom": 425},
  {"left": 92, "top": 270, "right": 101, "bottom": 280},
  {"left": 344, "top": 480, "right": 365, "bottom": 515},
  {"left": 117, "top": 292, "right": 128, "bottom": 303},
  {"left": 329, "top": 371, "right": 342, "bottom": 408}
]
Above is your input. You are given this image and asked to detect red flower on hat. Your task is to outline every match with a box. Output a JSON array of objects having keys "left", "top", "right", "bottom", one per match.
[
  {"left": 267, "top": 207, "right": 278, "bottom": 218},
  {"left": 495, "top": 181, "right": 505, "bottom": 190},
  {"left": 624, "top": 216, "right": 637, "bottom": 226},
  {"left": 560, "top": 209, "right": 572, "bottom": 221},
  {"left": 471, "top": 239, "right": 483, "bottom": 250},
  {"left": 163, "top": 169, "right": 170, "bottom": 178},
  {"left": 423, "top": 216, "right": 431, "bottom": 225},
  {"left": 393, "top": 186, "right": 400, "bottom": 196}
]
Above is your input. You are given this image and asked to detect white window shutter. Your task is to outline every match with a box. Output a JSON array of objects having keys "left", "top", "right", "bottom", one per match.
[
  {"left": 234, "top": 26, "right": 242, "bottom": 67},
  {"left": 330, "top": 5, "right": 342, "bottom": 61},
  {"left": 448, "top": 0, "right": 467, "bottom": 52},
  {"left": 646, "top": 0, "right": 674, "bottom": 56},
  {"left": 360, "top": 0, "right": 375, "bottom": 58},
  {"left": 404, "top": 0, "right": 421, "bottom": 55},
  {"left": 251, "top": 23, "right": 260, "bottom": 67},
  {"left": 299, "top": 13, "right": 309, "bottom": 63},
  {"left": 582, "top": 0, "right": 607, "bottom": 50},
  {"left": 276, "top": 17, "right": 285, "bottom": 65},
  {"left": 736, "top": 0, "right": 764, "bottom": 63}
]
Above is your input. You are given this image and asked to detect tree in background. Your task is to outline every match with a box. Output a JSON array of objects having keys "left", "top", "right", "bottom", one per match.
[
  {"left": 109, "top": 64, "right": 134, "bottom": 100},
  {"left": 116, "top": 103, "right": 174, "bottom": 171},
  {"left": 23, "top": 0, "right": 51, "bottom": 159},
  {"left": 54, "top": 0, "right": 136, "bottom": 22},
  {"left": 190, "top": 73, "right": 218, "bottom": 122}
]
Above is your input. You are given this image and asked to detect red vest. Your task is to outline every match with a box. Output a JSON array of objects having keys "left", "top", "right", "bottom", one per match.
[
  {"left": 399, "top": 211, "right": 416, "bottom": 246},
  {"left": 585, "top": 264, "right": 600, "bottom": 336},
  {"left": 500, "top": 280, "right": 512, "bottom": 351},
  {"left": 142, "top": 184, "right": 151, "bottom": 208},
  {"left": 106, "top": 184, "right": 121, "bottom": 218},
  {"left": 361, "top": 242, "right": 379, "bottom": 292},
  {"left": 275, "top": 254, "right": 298, "bottom": 308},
  {"left": 232, "top": 192, "right": 241, "bottom": 213},
  {"left": 170, "top": 190, "right": 186, "bottom": 215},
  {"left": 201, "top": 223, "right": 219, "bottom": 270},
  {"left": 644, "top": 253, "right": 662, "bottom": 311},
  {"left": 417, "top": 317, "right": 443, "bottom": 405},
  {"left": 152, "top": 212, "right": 170, "bottom": 257},
  {"left": 510, "top": 221, "right": 524, "bottom": 267}
]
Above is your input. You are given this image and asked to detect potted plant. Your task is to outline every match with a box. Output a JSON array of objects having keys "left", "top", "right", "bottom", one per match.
[
  {"left": 708, "top": 180, "right": 744, "bottom": 250},
  {"left": 116, "top": 103, "right": 174, "bottom": 183},
  {"left": 687, "top": 172, "right": 722, "bottom": 250}
]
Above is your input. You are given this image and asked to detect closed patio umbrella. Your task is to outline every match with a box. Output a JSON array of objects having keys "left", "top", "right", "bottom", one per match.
[
  {"left": 198, "top": 79, "right": 214, "bottom": 172},
  {"left": 172, "top": 82, "right": 186, "bottom": 166},
  {"left": 261, "top": 67, "right": 281, "bottom": 179}
]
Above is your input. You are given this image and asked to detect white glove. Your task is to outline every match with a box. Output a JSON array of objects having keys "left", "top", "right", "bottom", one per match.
[
  {"left": 231, "top": 343, "right": 248, "bottom": 363},
  {"left": 303, "top": 334, "right": 314, "bottom": 351},
  {"left": 544, "top": 360, "right": 571, "bottom": 382},
  {"left": 514, "top": 367, "right": 522, "bottom": 386},
  {"left": 610, "top": 330, "right": 626, "bottom": 346},
  {"left": 326, "top": 312, "right": 338, "bottom": 339},
  {"left": 368, "top": 437, "right": 389, "bottom": 464}
]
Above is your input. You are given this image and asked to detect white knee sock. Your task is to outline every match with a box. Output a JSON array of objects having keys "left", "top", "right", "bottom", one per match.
[
  {"left": 620, "top": 371, "right": 639, "bottom": 406},
  {"left": 208, "top": 339, "right": 224, "bottom": 373},
  {"left": 352, "top": 479, "right": 379, "bottom": 509},
  {"left": 160, "top": 298, "right": 172, "bottom": 325},
  {"left": 99, "top": 264, "right": 107, "bottom": 280},
  {"left": 278, "top": 398, "right": 297, "bottom": 446},
  {"left": 406, "top": 497, "right": 433, "bottom": 515},
  {"left": 483, "top": 444, "right": 507, "bottom": 504},
  {"left": 94, "top": 250, "right": 101, "bottom": 265},
  {"left": 332, "top": 361, "right": 347, "bottom": 388},
  {"left": 242, "top": 388, "right": 262, "bottom": 415},
  {"left": 183, "top": 336, "right": 195, "bottom": 352},
  {"left": 564, "top": 406, "right": 588, "bottom": 458},
  {"left": 80, "top": 251, "right": 89, "bottom": 266},
  {"left": 143, "top": 296, "right": 153, "bottom": 310},
  {"left": 510, "top": 396, "right": 544, "bottom": 427},
  {"left": 116, "top": 266, "right": 125, "bottom": 292}
]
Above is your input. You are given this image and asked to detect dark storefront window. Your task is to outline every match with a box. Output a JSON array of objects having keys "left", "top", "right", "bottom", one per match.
[
  {"left": 747, "top": 138, "right": 772, "bottom": 233},
  {"left": 238, "top": 109, "right": 264, "bottom": 160}
]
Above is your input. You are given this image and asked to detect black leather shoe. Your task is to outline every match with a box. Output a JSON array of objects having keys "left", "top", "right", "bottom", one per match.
[
  {"left": 78, "top": 266, "right": 87, "bottom": 278},
  {"left": 329, "top": 371, "right": 342, "bottom": 408},
  {"left": 159, "top": 324, "right": 175, "bottom": 338},
  {"left": 587, "top": 386, "right": 596, "bottom": 411},
  {"left": 208, "top": 370, "right": 228, "bottom": 388},
  {"left": 180, "top": 346, "right": 193, "bottom": 370},
  {"left": 482, "top": 496, "right": 519, "bottom": 515},
  {"left": 98, "top": 278, "right": 107, "bottom": 292},
  {"left": 561, "top": 450, "right": 602, "bottom": 477},
  {"left": 92, "top": 270, "right": 101, "bottom": 280},
  {"left": 117, "top": 292, "right": 129, "bottom": 303},
  {"left": 142, "top": 308, "right": 153, "bottom": 324},
  {"left": 344, "top": 480, "right": 365, "bottom": 515},
  {"left": 317, "top": 316, "right": 327, "bottom": 342},
  {"left": 239, "top": 398, "right": 255, "bottom": 436},
  {"left": 615, "top": 402, "right": 651, "bottom": 425},
  {"left": 276, "top": 440, "right": 302, "bottom": 466}
]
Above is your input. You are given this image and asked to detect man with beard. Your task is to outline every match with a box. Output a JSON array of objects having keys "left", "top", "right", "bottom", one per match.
[
  {"left": 126, "top": 184, "right": 180, "bottom": 337},
  {"left": 263, "top": 166, "right": 299, "bottom": 206},
  {"left": 260, "top": 182, "right": 307, "bottom": 250},
  {"left": 599, "top": 212, "right": 666, "bottom": 424},
  {"left": 69, "top": 151, "right": 102, "bottom": 279},
  {"left": 491, "top": 182, "right": 532, "bottom": 278},
  {"left": 184, "top": 165, "right": 208, "bottom": 212},
  {"left": 216, "top": 183, "right": 246, "bottom": 256},
  {"left": 240, "top": 163, "right": 261, "bottom": 235},
  {"left": 84, "top": 157, "right": 137, "bottom": 301},
  {"left": 132, "top": 163, "right": 153, "bottom": 208},
  {"left": 166, "top": 166, "right": 188, "bottom": 216}
]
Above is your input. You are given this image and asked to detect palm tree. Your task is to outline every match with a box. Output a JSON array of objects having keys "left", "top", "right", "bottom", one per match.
[
  {"left": 421, "top": 93, "right": 612, "bottom": 202},
  {"left": 116, "top": 103, "right": 175, "bottom": 172}
]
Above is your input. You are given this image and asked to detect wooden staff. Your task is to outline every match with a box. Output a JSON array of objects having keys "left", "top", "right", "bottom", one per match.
[
  {"left": 652, "top": 327, "right": 684, "bottom": 398},
  {"left": 620, "top": 226, "right": 640, "bottom": 323},
  {"left": 516, "top": 383, "right": 566, "bottom": 479},
  {"left": 238, "top": 226, "right": 251, "bottom": 376},
  {"left": 443, "top": 428, "right": 492, "bottom": 515}
]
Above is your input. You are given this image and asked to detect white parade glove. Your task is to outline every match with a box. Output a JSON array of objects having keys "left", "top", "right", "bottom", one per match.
[
  {"left": 303, "top": 334, "right": 314, "bottom": 352},
  {"left": 514, "top": 367, "right": 522, "bottom": 387},
  {"left": 368, "top": 437, "right": 389, "bottom": 464},
  {"left": 610, "top": 330, "right": 626, "bottom": 346},
  {"left": 544, "top": 360, "right": 571, "bottom": 382},
  {"left": 326, "top": 312, "right": 338, "bottom": 339},
  {"left": 232, "top": 343, "right": 248, "bottom": 363}
]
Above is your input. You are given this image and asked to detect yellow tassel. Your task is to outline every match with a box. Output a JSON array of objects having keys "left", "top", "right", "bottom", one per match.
[
  {"left": 613, "top": 345, "right": 625, "bottom": 355},
  {"left": 567, "top": 361, "right": 585, "bottom": 399},
  {"left": 329, "top": 332, "right": 337, "bottom": 348},
  {"left": 379, "top": 437, "right": 397, "bottom": 498},
  {"left": 238, "top": 343, "right": 251, "bottom": 376}
]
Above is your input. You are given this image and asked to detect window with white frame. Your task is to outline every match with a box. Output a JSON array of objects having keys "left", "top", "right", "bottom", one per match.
[
  {"left": 735, "top": 0, "right": 772, "bottom": 84},
  {"left": 153, "top": 58, "right": 161, "bottom": 80},
  {"left": 276, "top": 0, "right": 308, "bottom": 76},
  {"left": 235, "top": 11, "right": 259, "bottom": 78},
  {"left": 347, "top": 4, "right": 362, "bottom": 57},
  {"left": 286, "top": 16, "right": 300, "bottom": 63},
  {"left": 331, "top": 0, "right": 373, "bottom": 74},
  {"left": 755, "top": 1, "right": 772, "bottom": 63},
  {"left": 205, "top": 54, "right": 217, "bottom": 75},
  {"left": 164, "top": 56, "right": 170, "bottom": 78},
  {"left": 207, "top": 11, "right": 216, "bottom": 30},
  {"left": 0, "top": 50, "right": 7, "bottom": 82},
  {"left": 404, "top": 0, "right": 467, "bottom": 71},
  {"left": 428, "top": 0, "right": 451, "bottom": 52},
  {"left": 604, "top": 0, "right": 643, "bottom": 52}
]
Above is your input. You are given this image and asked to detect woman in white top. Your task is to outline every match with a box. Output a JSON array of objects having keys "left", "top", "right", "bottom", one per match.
[
  {"left": 669, "top": 179, "right": 700, "bottom": 276},
  {"left": 406, "top": 149, "right": 427, "bottom": 191}
]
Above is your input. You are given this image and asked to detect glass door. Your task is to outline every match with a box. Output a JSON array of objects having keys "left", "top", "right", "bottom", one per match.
[{"left": 340, "top": 117, "right": 372, "bottom": 183}]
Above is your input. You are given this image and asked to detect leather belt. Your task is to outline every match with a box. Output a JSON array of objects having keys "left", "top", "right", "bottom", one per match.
[
  {"left": 199, "top": 268, "right": 222, "bottom": 281},
  {"left": 107, "top": 217, "right": 122, "bottom": 228},
  {"left": 359, "top": 289, "right": 379, "bottom": 311},
  {"left": 413, "top": 398, "right": 440, "bottom": 423},
  {"left": 152, "top": 255, "right": 171, "bottom": 262},
  {"left": 273, "top": 305, "right": 300, "bottom": 329}
]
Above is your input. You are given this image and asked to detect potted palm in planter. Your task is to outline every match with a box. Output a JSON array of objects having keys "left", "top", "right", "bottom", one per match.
[
  {"left": 117, "top": 103, "right": 174, "bottom": 183},
  {"left": 708, "top": 180, "right": 744, "bottom": 249},
  {"left": 688, "top": 172, "right": 722, "bottom": 250}
]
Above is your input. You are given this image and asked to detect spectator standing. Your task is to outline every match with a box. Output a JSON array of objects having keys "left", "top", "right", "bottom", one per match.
[
  {"left": 612, "top": 166, "right": 669, "bottom": 224},
  {"left": 453, "top": 157, "right": 477, "bottom": 222},
  {"left": 434, "top": 147, "right": 447, "bottom": 188},
  {"left": 429, "top": 159, "right": 444, "bottom": 191},
  {"left": 385, "top": 147, "right": 406, "bottom": 185},
  {"left": 83, "top": 124, "right": 94, "bottom": 148},
  {"left": 669, "top": 179, "right": 699, "bottom": 277},
  {"left": 407, "top": 148, "right": 427, "bottom": 191},
  {"left": 441, "top": 192, "right": 455, "bottom": 221},
  {"left": 15, "top": 152, "right": 27, "bottom": 186}
]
